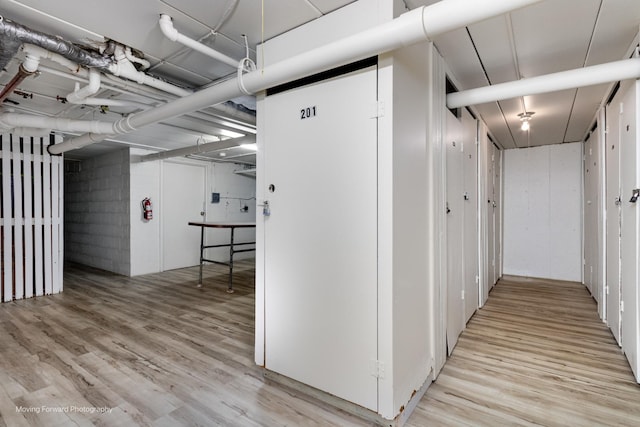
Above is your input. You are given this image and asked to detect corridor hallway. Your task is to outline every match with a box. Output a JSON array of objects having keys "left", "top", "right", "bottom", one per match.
[
  {"left": 2, "top": 266, "right": 640, "bottom": 426},
  {"left": 408, "top": 276, "right": 640, "bottom": 426}
]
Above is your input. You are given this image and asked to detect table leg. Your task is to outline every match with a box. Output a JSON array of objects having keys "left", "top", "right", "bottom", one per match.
[
  {"left": 197, "top": 226, "right": 204, "bottom": 288},
  {"left": 227, "top": 227, "right": 235, "bottom": 293}
]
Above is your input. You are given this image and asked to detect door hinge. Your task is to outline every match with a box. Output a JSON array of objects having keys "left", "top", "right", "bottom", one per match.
[
  {"left": 370, "top": 101, "right": 385, "bottom": 118},
  {"left": 370, "top": 359, "right": 385, "bottom": 379},
  {"left": 605, "top": 285, "right": 609, "bottom": 295},
  {"left": 621, "top": 300, "right": 624, "bottom": 312},
  {"left": 475, "top": 275, "right": 479, "bottom": 284},
  {"left": 461, "top": 290, "right": 465, "bottom": 300}
]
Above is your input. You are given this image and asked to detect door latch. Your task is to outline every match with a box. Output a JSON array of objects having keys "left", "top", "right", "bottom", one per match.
[
  {"left": 262, "top": 200, "right": 271, "bottom": 216},
  {"left": 630, "top": 189, "right": 639, "bottom": 203}
]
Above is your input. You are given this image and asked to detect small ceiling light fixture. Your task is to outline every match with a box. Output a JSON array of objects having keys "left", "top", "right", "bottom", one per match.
[{"left": 518, "top": 111, "right": 535, "bottom": 131}]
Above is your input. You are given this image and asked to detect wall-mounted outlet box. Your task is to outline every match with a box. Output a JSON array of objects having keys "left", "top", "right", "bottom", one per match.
[{"left": 211, "top": 192, "right": 220, "bottom": 203}]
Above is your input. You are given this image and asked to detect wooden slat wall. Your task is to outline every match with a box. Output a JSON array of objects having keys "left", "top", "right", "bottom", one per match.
[{"left": 0, "top": 133, "right": 64, "bottom": 302}]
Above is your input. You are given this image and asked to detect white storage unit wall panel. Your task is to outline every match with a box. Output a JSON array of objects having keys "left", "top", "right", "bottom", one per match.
[
  {"left": 257, "top": 0, "right": 435, "bottom": 421},
  {"left": 503, "top": 143, "right": 583, "bottom": 282},
  {"left": 1, "top": 134, "right": 63, "bottom": 302}
]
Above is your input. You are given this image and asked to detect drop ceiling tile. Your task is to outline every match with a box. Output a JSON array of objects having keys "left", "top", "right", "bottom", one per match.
[
  {"left": 586, "top": 0, "right": 640, "bottom": 65},
  {"left": 467, "top": 15, "right": 519, "bottom": 84},
  {"left": 433, "top": 28, "right": 488, "bottom": 90},
  {"left": 309, "top": 0, "right": 357, "bottom": 14},
  {"left": 564, "top": 84, "right": 610, "bottom": 142},
  {"left": 510, "top": 0, "right": 601, "bottom": 77}
]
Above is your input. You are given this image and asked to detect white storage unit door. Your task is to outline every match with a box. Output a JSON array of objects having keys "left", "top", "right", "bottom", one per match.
[
  {"left": 462, "top": 115, "right": 479, "bottom": 323},
  {"left": 446, "top": 111, "right": 465, "bottom": 355},
  {"left": 605, "top": 100, "right": 622, "bottom": 345},
  {"left": 619, "top": 82, "right": 639, "bottom": 380},
  {"left": 1, "top": 134, "right": 63, "bottom": 302},
  {"left": 263, "top": 65, "right": 378, "bottom": 410}
]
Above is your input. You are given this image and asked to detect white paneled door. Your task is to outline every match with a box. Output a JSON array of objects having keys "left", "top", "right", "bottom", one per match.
[
  {"left": 161, "top": 161, "right": 206, "bottom": 271},
  {"left": 462, "top": 114, "right": 479, "bottom": 323},
  {"left": 263, "top": 66, "right": 378, "bottom": 411},
  {"left": 605, "top": 100, "right": 622, "bottom": 345},
  {"left": 446, "top": 111, "right": 465, "bottom": 355},
  {"left": 619, "top": 82, "right": 639, "bottom": 380}
]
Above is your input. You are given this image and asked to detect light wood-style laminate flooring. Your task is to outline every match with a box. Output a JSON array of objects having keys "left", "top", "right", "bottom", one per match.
[
  {"left": 408, "top": 275, "right": 640, "bottom": 427},
  {"left": 1, "top": 266, "right": 639, "bottom": 426}
]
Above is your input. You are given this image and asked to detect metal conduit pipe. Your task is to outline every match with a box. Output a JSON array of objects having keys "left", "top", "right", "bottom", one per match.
[
  {"left": 159, "top": 14, "right": 239, "bottom": 69},
  {"left": 140, "top": 135, "right": 256, "bottom": 162},
  {"left": 49, "top": 0, "right": 543, "bottom": 155},
  {"left": 447, "top": 57, "right": 640, "bottom": 108},
  {"left": 0, "top": 113, "right": 116, "bottom": 134},
  {"left": 0, "top": 64, "right": 35, "bottom": 103}
]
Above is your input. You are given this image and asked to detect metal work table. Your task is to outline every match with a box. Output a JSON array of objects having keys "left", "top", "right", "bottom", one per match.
[{"left": 188, "top": 221, "right": 256, "bottom": 293}]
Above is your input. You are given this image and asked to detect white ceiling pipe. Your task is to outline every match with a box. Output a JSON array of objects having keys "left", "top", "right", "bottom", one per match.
[
  {"left": 70, "top": 97, "right": 151, "bottom": 109},
  {"left": 65, "top": 68, "right": 100, "bottom": 104},
  {"left": 159, "top": 14, "right": 239, "bottom": 69},
  {"left": 448, "top": 57, "right": 640, "bottom": 108},
  {"left": 0, "top": 113, "right": 115, "bottom": 134},
  {"left": 50, "top": 0, "right": 543, "bottom": 155},
  {"left": 140, "top": 135, "right": 256, "bottom": 162},
  {"left": 22, "top": 44, "right": 82, "bottom": 74},
  {"left": 124, "top": 46, "right": 150, "bottom": 70},
  {"left": 108, "top": 44, "right": 191, "bottom": 97},
  {"left": 40, "top": 63, "right": 255, "bottom": 127}
]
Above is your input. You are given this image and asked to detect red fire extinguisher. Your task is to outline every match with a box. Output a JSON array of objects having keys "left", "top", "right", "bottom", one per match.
[{"left": 142, "top": 197, "right": 153, "bottom": 221}]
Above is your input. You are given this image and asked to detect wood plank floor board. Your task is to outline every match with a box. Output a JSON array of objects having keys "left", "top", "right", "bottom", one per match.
[
  {"left": 407, "top": 275, "right": 640, "bottom": 427},
  {"left": 1, "top": 265, "right": 639, "bottom": 426}
]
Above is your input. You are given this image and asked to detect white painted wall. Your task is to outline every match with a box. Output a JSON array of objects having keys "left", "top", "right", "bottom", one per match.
[
  {"left": 503, "top": 143, "right": 583, "bottom": 282},
  {"left": 65, "top": 148, "right": 130, "bottom": 275},
  {"left": 67, "top": 148, "right": 255, "bottom": 277},
  {"left": 129, "top": 148, "right": 161, "bottom": 276},
  {"left": 205, "top": 162, "right": 256, "bottom": 262},
  {"left": 130, "top": 152, "right": 256, "bottom": 275}
]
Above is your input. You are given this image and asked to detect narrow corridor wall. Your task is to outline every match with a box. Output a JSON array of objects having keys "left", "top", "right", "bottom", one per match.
[{"left": 503, "top": 143, "right": 582, "bottom": 281}]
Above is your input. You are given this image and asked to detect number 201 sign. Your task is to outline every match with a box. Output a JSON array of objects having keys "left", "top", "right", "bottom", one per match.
[{"left": 300, "top": 106, "right": 317, "bottom": 120}]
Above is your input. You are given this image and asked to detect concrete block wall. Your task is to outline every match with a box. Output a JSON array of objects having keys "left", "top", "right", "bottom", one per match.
[{"left": 64, "top": 149, "right": 131, "bottom": 275}]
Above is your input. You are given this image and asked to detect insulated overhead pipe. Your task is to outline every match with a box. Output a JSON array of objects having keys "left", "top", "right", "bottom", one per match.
[
  {"left": 447, "top": 57, "right": 640, "bottom": 108},
  {"left": 49, "top": 0, "right": 544, "bottom": 155},
  {"left": 0, "top": 15, "right": 111, "bottom": 69}
]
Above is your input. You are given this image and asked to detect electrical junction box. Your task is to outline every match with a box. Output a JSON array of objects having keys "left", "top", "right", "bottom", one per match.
[{"left": 211, "top": 192, "right": 220, "bottom": 203}]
